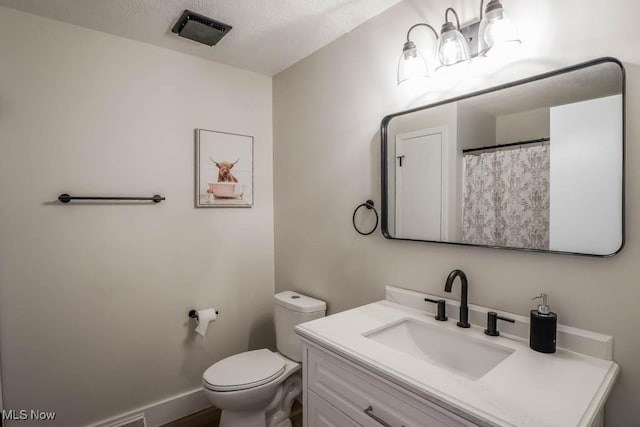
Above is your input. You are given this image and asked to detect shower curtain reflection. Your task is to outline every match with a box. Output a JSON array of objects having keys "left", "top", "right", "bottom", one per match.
[{"left": 462, "top": 144, "right": 550, "bottom": 249}]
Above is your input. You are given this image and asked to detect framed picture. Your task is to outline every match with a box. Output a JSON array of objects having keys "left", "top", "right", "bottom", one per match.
[{"left": 195, "top": 129, "right": 254, "bottom": 208}]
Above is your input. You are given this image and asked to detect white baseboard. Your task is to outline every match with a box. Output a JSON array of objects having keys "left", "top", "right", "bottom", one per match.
[{"left": 89, "top": 387, "right": 211, "bottom": 427}]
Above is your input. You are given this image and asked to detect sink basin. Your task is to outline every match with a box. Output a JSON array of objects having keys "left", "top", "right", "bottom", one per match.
[{"left": 364, "top": 319, "right": 514, "bottom": 380}]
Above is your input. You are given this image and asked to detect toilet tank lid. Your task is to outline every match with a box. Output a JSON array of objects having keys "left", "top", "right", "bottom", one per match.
[{"left": 274, "top": 291, "right": 326, "bottom": 313}]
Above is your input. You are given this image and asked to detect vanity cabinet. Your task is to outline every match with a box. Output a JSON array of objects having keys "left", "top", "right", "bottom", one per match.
[{"left": 302, "top": 340, "right": 477, "bottom": 427}]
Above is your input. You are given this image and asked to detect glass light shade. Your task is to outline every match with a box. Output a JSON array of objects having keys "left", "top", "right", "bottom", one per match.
[
  {"left": 479, "top": 5, "right": 521, "bottom": 57},
  {"left": 436, "top": 23, "right": 471, "bottom": 68},
  {"left": 397, "top": 41, "right": 429, "bottom": 85}
]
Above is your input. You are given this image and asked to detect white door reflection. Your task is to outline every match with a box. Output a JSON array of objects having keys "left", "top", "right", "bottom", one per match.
[{"left": 395, "top": 127, "right": 448, "bottom": 241}]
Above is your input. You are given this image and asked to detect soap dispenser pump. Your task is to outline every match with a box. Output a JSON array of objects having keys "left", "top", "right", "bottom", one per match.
[{"left": 530, "top": 293, "right": 557, "bottom": 353}]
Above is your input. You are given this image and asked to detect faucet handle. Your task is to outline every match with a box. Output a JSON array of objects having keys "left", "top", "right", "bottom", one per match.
[
  {"left": 484, "top": 311, "right": 515, "bottom": 337},
  {"left": 424, "top": 298, "right": 448, "bottom": 321}
]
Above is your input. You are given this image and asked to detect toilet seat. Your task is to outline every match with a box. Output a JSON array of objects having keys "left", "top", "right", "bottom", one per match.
[{"left": 203, "top": 349, "right": 285, "bottom": 392}]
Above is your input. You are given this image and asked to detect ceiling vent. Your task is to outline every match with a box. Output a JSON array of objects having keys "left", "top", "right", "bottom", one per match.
[{"left": 171, "top": 10, "right": 232, "bottom": 46}]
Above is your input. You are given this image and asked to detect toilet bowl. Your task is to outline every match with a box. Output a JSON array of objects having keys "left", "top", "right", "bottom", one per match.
[
  {"left": 202, "top": 291, "right": 326, "bottom": 427},
  {"left": 203, "top": 350, "right": 301, "bottom": 427}
]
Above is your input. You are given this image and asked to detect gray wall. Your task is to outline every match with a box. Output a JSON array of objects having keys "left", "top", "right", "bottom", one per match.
[
  {"left": 273, "top": 0, "right": 640, "bottom": 424},
  {"left": 0, "top": 7, "right": 275, "bottom": 426},
  {"left": 496, "top": 108, "right": 550, "bottom": 144}
]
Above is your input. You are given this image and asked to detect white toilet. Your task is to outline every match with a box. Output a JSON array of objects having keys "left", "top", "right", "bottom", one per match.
[{"left": 202, "top": 291, "right": 326, "bottom": 427}]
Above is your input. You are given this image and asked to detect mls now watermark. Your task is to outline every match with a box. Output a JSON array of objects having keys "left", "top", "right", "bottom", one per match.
[{"left": 2, "top": 410, "right": 56, "bottom": 421}]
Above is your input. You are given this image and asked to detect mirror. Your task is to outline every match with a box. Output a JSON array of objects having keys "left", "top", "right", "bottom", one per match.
[{"left": 381, "top": 58, "right": 624, "bottom": 256}]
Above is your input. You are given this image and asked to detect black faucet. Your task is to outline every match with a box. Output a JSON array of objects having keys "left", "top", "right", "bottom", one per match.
[{"left": 444, "top": 269, "right": 470, "bottom": 328}]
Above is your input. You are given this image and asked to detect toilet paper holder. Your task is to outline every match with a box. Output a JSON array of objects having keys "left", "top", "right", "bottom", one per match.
[{"left": 188, "top": 309, "right": 219, "bottom": 321}]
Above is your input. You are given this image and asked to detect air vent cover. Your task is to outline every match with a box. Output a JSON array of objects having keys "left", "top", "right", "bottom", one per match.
[
  {"left": 171, "top": 10, "right": 232, "bottom": 46},
  {"left": 106, "top": 413, "right": 146, "bottom": 427}
]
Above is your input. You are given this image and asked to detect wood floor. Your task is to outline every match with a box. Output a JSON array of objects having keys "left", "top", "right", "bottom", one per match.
[{"left": 162, "top": 401, "right": 302, "bottom": 427}]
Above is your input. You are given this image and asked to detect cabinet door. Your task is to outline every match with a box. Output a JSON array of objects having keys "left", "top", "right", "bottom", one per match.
[
  {"left": 306, "top": 345, "right": 476, "bottom": 427},
  {"left": 307, "top": 390, "right": 361, "bottom": 427}
]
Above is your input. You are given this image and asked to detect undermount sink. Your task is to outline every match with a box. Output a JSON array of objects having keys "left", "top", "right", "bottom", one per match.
[{"left": 364, "top": 318, "right": 514, "bottom": 380}]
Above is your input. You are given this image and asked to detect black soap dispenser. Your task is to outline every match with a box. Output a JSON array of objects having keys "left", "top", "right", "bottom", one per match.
[{"left": 530, "top": 293, "right": 557, "bottom": 353}]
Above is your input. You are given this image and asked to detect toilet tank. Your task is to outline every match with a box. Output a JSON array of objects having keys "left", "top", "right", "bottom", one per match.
[{"left": 274, "top": 291, "right": 326, "bottom": 362}]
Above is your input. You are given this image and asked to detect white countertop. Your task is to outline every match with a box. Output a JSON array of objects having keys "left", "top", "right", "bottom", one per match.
[{"left": 295, "top": 299, "right": 619, "bottom": 427}]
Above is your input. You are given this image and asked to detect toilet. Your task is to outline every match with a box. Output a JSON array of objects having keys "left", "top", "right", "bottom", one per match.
[{"left": 202, "top": 291, "right": 326, "bottom": 427}]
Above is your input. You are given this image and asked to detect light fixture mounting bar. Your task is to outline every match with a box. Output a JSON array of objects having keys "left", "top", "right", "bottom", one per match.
[{"left": 460, "top": 21, "right": 480, "bottom": 58}]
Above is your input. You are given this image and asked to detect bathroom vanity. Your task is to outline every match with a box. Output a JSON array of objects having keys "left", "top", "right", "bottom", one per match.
[{"left": 295, "top": 286, "right": 619, "bottom": 427}]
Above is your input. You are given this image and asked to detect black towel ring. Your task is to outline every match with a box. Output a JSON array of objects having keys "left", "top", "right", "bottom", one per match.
[{"left": 352, "top": 200, "right": 379, "bottom": 236}]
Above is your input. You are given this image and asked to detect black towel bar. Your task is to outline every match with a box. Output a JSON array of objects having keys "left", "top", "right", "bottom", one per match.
[{"left": 58, "top": 194, "right": 165, "bottom": 203}]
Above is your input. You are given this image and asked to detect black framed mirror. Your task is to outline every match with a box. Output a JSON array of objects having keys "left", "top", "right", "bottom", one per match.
[{"left": 381, "top": 58, "right": 624, "bottom": 256}]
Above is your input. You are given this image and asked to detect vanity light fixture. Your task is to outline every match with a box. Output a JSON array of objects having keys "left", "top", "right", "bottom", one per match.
[{"left": 397, "top": 0, "right": 520, "bottom": 85}]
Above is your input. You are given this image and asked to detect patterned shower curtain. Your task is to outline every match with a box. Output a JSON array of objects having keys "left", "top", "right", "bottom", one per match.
[{"left": 462, "top": 144, "right": 550, "bottom": 249}]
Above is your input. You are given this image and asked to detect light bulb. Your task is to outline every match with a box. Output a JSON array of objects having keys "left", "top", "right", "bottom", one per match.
[
  {"left": 397, "top": 41, "right": 429, "bottom": 85},
  {"left": 436, "top": 22, "right": 471, "bottom": 69},
  {"left": 479, "top": 0, "right": 521, "bottom": 57}
]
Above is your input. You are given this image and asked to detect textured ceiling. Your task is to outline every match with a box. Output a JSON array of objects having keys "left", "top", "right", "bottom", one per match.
[{"left": 0, "top": 0, "right": 403, "bottom": 76}]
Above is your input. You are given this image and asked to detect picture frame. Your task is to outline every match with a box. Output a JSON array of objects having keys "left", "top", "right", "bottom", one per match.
[{"left": 195, "top": 129, "right": 254, "bottom": 208}]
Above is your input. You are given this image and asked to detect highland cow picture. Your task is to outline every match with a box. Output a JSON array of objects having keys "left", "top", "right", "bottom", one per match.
[{"left": 196, "top": 129, "right": 253, "bottom": 207}]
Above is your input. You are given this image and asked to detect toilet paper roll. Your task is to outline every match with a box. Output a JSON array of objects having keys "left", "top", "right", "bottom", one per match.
[{"left": 194, "top": 308, "right": 217, "bottom": 337}]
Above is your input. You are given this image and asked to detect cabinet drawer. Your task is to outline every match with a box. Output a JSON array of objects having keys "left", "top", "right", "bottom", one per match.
[
  {"left": 307, "top": 390, "right": 361, "bottom": 427},
  {"left": 307, "top": 346, "right": 475, "bottom": 427}
]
